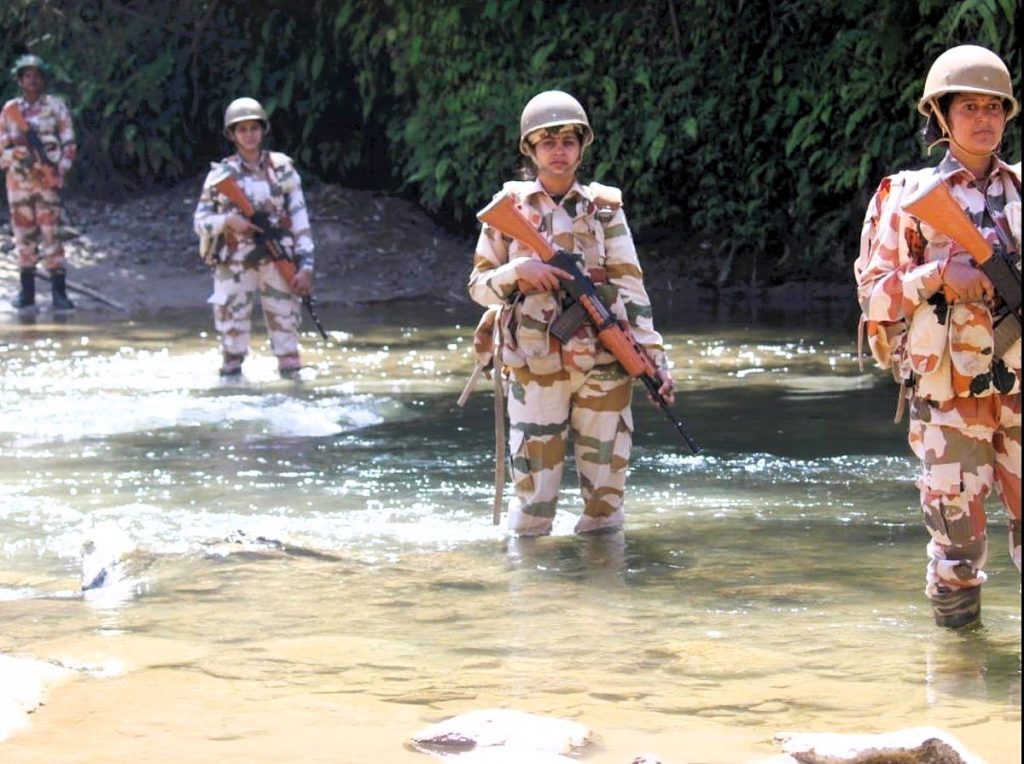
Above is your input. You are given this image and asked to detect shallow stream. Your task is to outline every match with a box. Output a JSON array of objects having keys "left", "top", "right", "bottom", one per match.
[{"left": 0, "top": 299, "right": 1019, "bottom": 763}]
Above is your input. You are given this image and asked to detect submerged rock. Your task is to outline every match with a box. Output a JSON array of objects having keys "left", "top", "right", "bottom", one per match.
[
  {"left": 410, "top": 708, "right": 591, "bottom": 757},
  {"left": 774, "top": 727, "right": 985, "bottom": 764}
]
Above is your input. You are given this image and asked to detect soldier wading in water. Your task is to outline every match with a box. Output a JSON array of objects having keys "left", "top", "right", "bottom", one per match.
[
  {"left": 0, "top": 54, "right": 77, "bottom": 312},
  {"left": 469, "top": 91, "right": 674, "bottom": 537},
  {"left": 194, "top": 97, "right": 315, "bottom": 378},
  {"left": 856, "top": 45, "right": 1021, "bottom": 628}
]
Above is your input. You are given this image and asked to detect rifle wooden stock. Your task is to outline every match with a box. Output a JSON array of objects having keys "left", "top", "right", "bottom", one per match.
[
  {"left": 477, "top": 193, "right": 700, "bottom": 453},
  {"left": 901, "top": 177, "right": 993, "bottom": 264},
  {"left": 212, "top": 174, "right": 331, "bottom": 341},
  {"left": 901, "top": 176, "right": 1021, "bottom": 355},
  {"left": 213, "top": 175, "right": 297, "bottom": 282}
]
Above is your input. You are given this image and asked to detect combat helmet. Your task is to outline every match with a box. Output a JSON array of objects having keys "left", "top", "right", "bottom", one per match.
[
  {"left": 519, "top": 90, "right": 594, "bottom": 156},
  {"left": 223, "top": 97, "right": 269, "bottom": 139},
  {"left": 918, "top": 44, "right": 1018, "bottom": 120},
  {"left": 10, "top": 54, "right": 49, "bottom": 81}
]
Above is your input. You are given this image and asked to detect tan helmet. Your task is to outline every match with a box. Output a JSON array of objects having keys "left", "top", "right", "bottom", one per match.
[
  {"left": 222, "top": 97, "right": 269, "bottom": 139},
  {"left": 10, "top": 53, "right": 49, "bottom": 82},
  {"left": 519, "top": 90, "right": 594, "bottom": 155},
  {"left": 918, "top": 44, "right": 1018, "bottom": 120}
]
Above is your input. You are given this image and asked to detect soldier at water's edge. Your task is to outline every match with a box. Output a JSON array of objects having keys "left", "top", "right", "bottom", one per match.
[{"left": 0, "top": 54, "right": 77, "bottom": 312}]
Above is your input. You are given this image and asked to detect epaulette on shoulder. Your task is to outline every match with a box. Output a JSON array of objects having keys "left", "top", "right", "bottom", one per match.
[
  {"left": 268, "top": 151, "right": 293, "bottom": 170},
  {"left": 588, "top": 181, "right": 623, "bottom": 209},
  {"left": 500, "top": 180, "right": 533, "bottom": 200}
]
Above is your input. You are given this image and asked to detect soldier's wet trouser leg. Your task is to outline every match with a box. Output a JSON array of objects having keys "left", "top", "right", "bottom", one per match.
[
  {"left": 209, "top": 266, "right": 258, "bottom": 360},
  {"left": 506, "top": 366, "right": 571, "bottom": 536},
  {"left": 909, "top": 393, "right": 1021, "bottom": 627},
  {"left": 257, "top": 259, "right": 302, "bottom": 367},
  {"left": 570, "top": 363, "right": 633, "bottom": 534},
  {"left": 506, "top": 364, "right": 633, "bottom": 536}
]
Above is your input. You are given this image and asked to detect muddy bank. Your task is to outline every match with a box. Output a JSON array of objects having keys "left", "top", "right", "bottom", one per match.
[{"left": 0, "top": 178, "right": 852, "bottom": 318}]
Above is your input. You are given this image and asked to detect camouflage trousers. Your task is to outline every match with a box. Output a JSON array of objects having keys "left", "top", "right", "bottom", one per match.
[
  {"left": 208, "top": 260, "right": 301, "bottom": 357},
  {"left": 6, "top": 184, "right": 64, "bottom": 270},
  {"left": 908, "top": 393, "right": 1022, "bottom": 599},
  {"left": 506, "top": 362, "right": 634, "bottom": 536}
]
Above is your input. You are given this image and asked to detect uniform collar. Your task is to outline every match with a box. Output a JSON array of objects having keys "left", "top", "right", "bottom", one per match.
[
  {"left": 232, "top": 150, "right": 267, "bottom": 173},
  {"left": 937, "top": 151, "right": 1013, "bottom": 186},
  {"left": 521, "top": 178, "right": 589, "bottom": 205}
]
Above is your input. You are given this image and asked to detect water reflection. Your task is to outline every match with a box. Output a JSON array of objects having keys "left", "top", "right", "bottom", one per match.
[{"left": 0, "top": 304, "right": 1019, "bottom": 763}]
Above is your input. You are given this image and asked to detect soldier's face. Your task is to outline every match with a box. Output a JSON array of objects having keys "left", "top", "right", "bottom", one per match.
[
  {"left": 532, "top": 132, "right": 581, "bottom": 180},
  {"left": 947, "top": 93, "right": 1006, "bottom": 156},
  {"left": 231, "top": 120, "right": 265, "bottom": 152},
  {"left": 17, "top": 67, "right": 45, "bottom": 98}
]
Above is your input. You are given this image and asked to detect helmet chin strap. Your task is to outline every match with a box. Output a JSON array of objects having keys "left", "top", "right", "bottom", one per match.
[{"left": 927, "top": 97, "right": 998, "bottom": 160}]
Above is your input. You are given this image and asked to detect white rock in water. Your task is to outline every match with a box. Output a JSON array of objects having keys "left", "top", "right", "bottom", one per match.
[
  {"left": 80, "top": 522, "right": 136, "bottom": 591},
  {"left": 411, "top": 708, "right": 591, "bottom": 755},
  {"left": 423, "top": 748, "right": 579, "bottom": 763},
  {"left": 774, "top": 726, "right": 985, "bottom": 764}
]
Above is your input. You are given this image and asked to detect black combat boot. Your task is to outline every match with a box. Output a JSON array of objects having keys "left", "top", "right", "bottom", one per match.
[
  {"left": 931, "top": 586, "right": 981, "bottom": 629},
  {"left": 51, "top": 269, "right": 75, "bottom": 311},
  {"left": 11, "top": 267, "right": 36, "bottom": 310}
]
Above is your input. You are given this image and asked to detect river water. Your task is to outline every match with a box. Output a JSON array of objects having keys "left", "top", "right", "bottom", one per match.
[{"left": 0, "top": 298, "right": 1019, "bottom": 764}]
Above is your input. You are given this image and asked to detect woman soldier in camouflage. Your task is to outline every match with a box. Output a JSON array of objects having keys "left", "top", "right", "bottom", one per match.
[
  {"left": 855, "top": 45, "right": 1021, "bottom": 628},
  {"left": 469, "top": 90, "right": 674, "bottom": 537},
  {"left": 193, "top": 97, "right": 314, "bottom": 377},
  {"left": 0, "top": 54, "right": 76, "bottom": 312}
]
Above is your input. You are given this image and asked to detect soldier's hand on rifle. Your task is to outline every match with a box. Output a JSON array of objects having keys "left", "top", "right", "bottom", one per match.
[
  {"left": 225, "top": 213, "right": 261, "bottom": 236},
  {"left": 515, "top": 258, "right": 574, "bottom": 293},
  {"left": 942, "top": 258, "right": 994, "bottom": 302},
  {"left": 291, "top": 265, "right": 314, "bottom": 297},
  {"left": 648, "top": 368, "right": 675, "bottom": 406}
]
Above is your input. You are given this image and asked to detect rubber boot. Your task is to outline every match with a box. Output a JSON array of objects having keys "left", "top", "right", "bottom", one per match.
[
  {"left": 51, "top": 269, "right": 75, "bottom": 312},
  {"left": 11, "top": 267, "right": 36, "bottom": 310},
  {"left": 220, "top": 352, "right": 245, "bottom": 376},
  {"left": 277, "top": 353, "right": 302, "bottom": 379},
  {"left": 931, "top": 586, "right": 981, "bottom": 629}
]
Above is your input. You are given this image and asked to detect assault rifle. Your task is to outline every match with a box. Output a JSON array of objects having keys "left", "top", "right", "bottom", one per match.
[
  {"left": 477, "top": 193, "right": 700, "bottom": 454},
  {"left": 212, "top": 173, "right": 330, "bottom": 342},
  {"left": 2, "top": 101, "right": 59, "bottom": 185},
  {"left": 902, "top": 176, "right": 1021, "bottom": 357}
]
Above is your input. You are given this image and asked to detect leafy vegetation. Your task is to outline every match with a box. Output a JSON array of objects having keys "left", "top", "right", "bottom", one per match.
[{"left": 1, "top": 0, "right": 1018, "bottom": 283}]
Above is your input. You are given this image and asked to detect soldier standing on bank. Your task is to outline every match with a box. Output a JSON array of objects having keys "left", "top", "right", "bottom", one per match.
[
  {"left": 856, "top": 45, "right": 1021, "bottom": 628},
  {"left": 468, "top": 90, "right": 674, "bottom": 537},
  {"left": 0, "top": 54, "right": 77, "bottom": 312},
  {"left": 193, "top": 97, "right": 315, "bottom": 378}
]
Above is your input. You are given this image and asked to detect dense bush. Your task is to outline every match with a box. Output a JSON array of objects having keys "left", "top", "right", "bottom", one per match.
[{"left": 0, "top": 0, "right": 1018, "bottom": 283}]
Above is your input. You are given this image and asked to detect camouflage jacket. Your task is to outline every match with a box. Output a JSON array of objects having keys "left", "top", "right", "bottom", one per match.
[
  {"left": 855, "top": 152, "right": 1021, "bottom": 401},
  {"left": 0, "top": 94, "right": 76, "bottom": 183},
  {"left": 468, "top": 179, "right": 666, "bottom": 376},
  {"left": 193, "top": 150, "right": 314, "bottom": 271}
]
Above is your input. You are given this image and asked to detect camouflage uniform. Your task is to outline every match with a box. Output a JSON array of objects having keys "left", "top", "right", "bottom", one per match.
[
  {"left": 469, "top": 179, "right": 667, "bottom": 535},
  {"left": 0, "top": 93, "right": 75, "bottom": 271},
  {"left": 856, "top": 152, "right": 1022, "bottom": 609},
  {"left": 193, "top": 151, "right": 314, "bottom": 360}
]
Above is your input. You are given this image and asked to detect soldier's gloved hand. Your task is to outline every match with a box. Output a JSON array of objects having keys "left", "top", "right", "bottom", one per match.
[
  {"left": 291, "top": 265, "right": 314, "bottom": 297},
  {"left": 942, "top": 258, "right": 994, "bottom": 302},
  {"left": 515, "top": 258, "right": 573, "bottom": 293}
]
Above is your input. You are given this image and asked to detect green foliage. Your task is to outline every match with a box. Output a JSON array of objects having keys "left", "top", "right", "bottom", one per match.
[{"left": 0, "top": 0, "right": 1018, "bottom": 283}]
